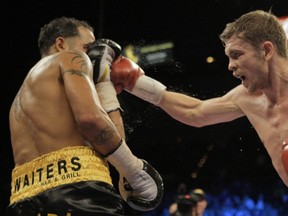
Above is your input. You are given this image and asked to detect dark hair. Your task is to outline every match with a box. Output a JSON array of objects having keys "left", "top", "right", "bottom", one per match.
[
  {"left": 38, "top": 17, "right": 94, "bottom": 56},
  {"left": 220, "top": 10, "right": 287, "bottom": 58}
]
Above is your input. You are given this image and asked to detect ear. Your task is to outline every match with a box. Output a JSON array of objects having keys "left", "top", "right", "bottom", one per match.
[
  {"left": 262, "top": 41, "right": 274, "bottom": 60},
  {"left": 55, "top": 37, "right": 66, "bottom": 51}
]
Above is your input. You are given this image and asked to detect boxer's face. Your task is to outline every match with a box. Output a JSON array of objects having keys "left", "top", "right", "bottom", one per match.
[
  {"left": 225, "top": 34, "right": 268, "bottom": 93},
  {"left": 64, "top": 26, "right": 95, "bottom": 53}
]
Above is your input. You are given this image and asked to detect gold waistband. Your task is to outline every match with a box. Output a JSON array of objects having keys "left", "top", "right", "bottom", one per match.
[{"left": 10, "top": 146, "right": 112, "bottom": 204}]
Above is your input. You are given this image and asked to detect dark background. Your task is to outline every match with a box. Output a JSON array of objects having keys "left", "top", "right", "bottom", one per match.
[{"left": 1, "top": 0, "right": 288, "bottom": 214}]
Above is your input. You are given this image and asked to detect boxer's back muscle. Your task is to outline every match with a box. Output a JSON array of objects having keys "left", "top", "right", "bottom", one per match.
[{"left": 10, "top": 53, "right": 86, "bottom": 166}]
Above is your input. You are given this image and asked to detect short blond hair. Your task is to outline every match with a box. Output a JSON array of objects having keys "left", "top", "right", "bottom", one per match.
[{"left": 220, "top": 10, "right": 287, "bottom": 58}]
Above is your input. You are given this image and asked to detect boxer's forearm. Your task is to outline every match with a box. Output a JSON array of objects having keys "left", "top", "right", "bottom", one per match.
[
  {"left": 107, "top": 110, "right": 125, "bottom": 139},
  {"left": 159, "top": 91, "right": 204, "bottom": 127}
]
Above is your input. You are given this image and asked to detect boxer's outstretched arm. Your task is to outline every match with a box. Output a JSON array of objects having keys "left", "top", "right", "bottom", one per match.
[
  {"left": 111, "top": 56, "right": 245, "bottom": 127},
  {"left": 159, "top": 88, "right": 245, "bottom": 127}
]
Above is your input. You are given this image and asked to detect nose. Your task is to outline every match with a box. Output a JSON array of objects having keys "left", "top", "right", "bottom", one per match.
[{"left": 228, "top": 60, "right": 237, "bottom": 72}]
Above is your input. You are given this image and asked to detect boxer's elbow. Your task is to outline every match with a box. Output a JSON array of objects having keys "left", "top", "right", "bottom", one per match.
[
  {"left": 76, "top": 113, "right": 102, "bottom": 133},
  {"left": 186, "top": 118, "right": 208, "bottom": 128}
]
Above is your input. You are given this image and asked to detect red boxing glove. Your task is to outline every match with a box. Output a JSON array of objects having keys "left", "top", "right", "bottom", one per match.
[
  {"left": 111, "top": 56, "right": 166, "bottom": 106},
  {"left": 111, "top": 56, "right": 144, "bottom": 93},
  {"left": 282, "top": 141, "right": 288, "bottom": 176}
]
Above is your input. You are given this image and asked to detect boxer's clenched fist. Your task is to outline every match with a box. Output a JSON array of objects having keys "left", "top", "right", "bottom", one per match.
[{"left": 111, "top": 56, "right": 166, "bottom": 105}]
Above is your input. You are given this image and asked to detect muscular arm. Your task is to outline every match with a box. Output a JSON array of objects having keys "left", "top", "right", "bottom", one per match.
[
  {"left": 159, "top": 86, "right": 245, "bottom": 127},
  {"left": 110, "top": 56, "right": 246, "bottom": 127},
  {"left": 61, "top": 50, "right": 121, "bottom": 155}
]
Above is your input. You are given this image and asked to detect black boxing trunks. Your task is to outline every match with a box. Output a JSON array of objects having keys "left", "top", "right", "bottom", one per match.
[{"left": 5, "top": 146, "right": 125, "bottom": 216}]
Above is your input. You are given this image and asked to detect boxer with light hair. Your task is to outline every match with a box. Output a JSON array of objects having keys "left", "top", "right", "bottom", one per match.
[{"left": 110, "top": 10, "right": 288, "bottom": 187}]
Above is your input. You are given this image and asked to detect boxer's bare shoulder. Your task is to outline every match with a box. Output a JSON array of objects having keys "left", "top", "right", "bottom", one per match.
[{"left": 9, "top": 51, "right": 91, "bottom": 166}]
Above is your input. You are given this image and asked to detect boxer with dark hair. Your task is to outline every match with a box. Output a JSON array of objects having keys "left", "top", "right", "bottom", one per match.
[
  {"left": 110, "top": 10, "right": 288, "bottom": 187},
  {"left": 6, "top": 16, "right": 163, "bottom": 216}
]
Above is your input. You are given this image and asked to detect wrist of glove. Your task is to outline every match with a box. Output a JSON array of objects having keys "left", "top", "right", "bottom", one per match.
[
  {"left": 107, "top": 140, "right": 164, "bottom": 211},
  {"left": 127, "top": 75, "right": 166, "bottom": 106},
  {"left": 87, "top": 39, "right": 121, "bottom": 83},
  {"left": 111, "top": 56, "right": 166, "bottom": 106},
  {"left": 95, "top": 82, "right": 122, "bottom": 113}
]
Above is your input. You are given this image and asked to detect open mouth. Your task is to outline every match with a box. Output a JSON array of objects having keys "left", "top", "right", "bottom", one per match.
[
  {"left": 235, "top": 74, "right": 246, "bottom": 81},
  {"left": 239, "top": 75, "right": 246, "bottom": 81}
]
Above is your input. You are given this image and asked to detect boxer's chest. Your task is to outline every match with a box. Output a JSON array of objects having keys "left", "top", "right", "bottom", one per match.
[{"left": 245, "top": 99, "right": 288, "bottom": 149}]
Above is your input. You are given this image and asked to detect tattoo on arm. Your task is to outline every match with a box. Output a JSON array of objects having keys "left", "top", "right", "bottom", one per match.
[
  {"left": 63, "top": 51, "right": 90, "bottom": 77},
  {"left": 92, "top": 127, "right": 114, "bottom": 146},
  {"left": 63, "top": 69, "right": 87, "bottom": 77}
]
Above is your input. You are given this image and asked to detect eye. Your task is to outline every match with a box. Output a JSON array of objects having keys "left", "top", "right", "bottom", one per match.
[
  {"left": 230, "top": 51, "right": 241, "bottom": 59},
  {"left": 84, "top": 43, "right": 94, "bottom": 52},
  {"left": 83, "top": 45, "right": 90, "bottom": 52}
]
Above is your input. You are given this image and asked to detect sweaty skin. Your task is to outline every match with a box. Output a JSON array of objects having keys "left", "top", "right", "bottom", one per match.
[
  {"left": 159, "top": 35, "right": 288, "bottom": 187},
  {"left": 9, "top": 26, "right": 122, "bottom": 167}
]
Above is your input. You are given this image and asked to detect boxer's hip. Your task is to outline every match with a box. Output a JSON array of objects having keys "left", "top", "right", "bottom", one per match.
[
  {"left": 10, "top": 146, "right": 112, "bottom": 204},
  {"left": 6, "top": 181, "right": 125, "bottom": 216}
]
